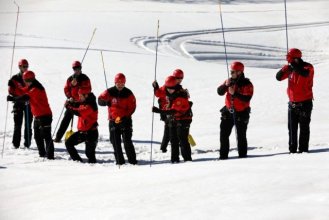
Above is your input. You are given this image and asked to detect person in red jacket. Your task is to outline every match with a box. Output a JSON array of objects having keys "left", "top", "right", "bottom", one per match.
[
  {"left": 64, "top": 87, "right": 98, "bottom": 163},
  {"left": 53, "top": 61, "right": 91, "bottom": 143},
  {"left": 152, "top": 69, "right": 188, "bottom": 153},
  {"left": 8, "top": 70, "right": 54, "bottom": 159},
  {"left": 152, "top": 75, "right": 193, "bottom": 163},
  {"left": 217, "top": 62, "right": 253, "bottom": 159},
  {"left": 7, "top": 59, "right": 33, "bottom": 149},
  {"left": 276, "top": 48, "right": 314, "bottom": 153},
  {"left": 98, "top": 73, "right": 137, "bottom": 165}
]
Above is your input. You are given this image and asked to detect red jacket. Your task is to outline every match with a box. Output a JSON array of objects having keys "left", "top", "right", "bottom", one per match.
[
  {"left": 217, "top": 74, "right": 253, "bottom": 112},
  {"left": 166, "top": 88, "right": 192, "bottom": 121},
  {"left": 276, "top": 61, "right": 314, "bottom": 102},
  {"left": 67, "top": 93, "right": 98, "bottom": 132},
  {"left": 24, "top": 80, "right": 52, "bottom": 117},
  {"left": 98, "top": 87, "right": 136, "bottom": 120},
  {"left": 8, "top": 73, "right": 26, "bottom": 97},
  {"left": 154, "top": 86, "right": 169, "bottom": 110},
  {"left": 64, "top": 73, "right": 91, "bottom": 101}
]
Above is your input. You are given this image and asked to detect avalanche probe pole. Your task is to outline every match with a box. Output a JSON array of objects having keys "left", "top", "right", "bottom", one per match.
[
  {"left": 218, "top": 0, "right": 238, "bottom": 157},
  {"left": 150, "top": 20, "right": 160, "bottom": 167},
  {"left": 218, "top": 0, "right": 230, "bottom": 79},
  {"left": 284, "top": 0, "right": 289, "bottom": 53},
  {"left": 52, "top": 28, "right": 97, "bottom": 139},
  {"left": 100, "top": 51, "right": 121, "bottom": 168},
  {"left": 100, "top": 51, "right": 109, "bottom": 89},
  {"left": 2, "top": 1, "right": 20, "bottom": 158},
  {"left": 284, "top": 0, "right": 293, "bottom": 149}
]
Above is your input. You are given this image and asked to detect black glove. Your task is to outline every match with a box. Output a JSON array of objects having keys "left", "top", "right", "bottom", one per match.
[
  {"left": 7, "top": 95, "right": 15, "bottom": 102},
  {"left": 152, "top": 81, "right": 159, "bottom": 90},
  {"left": 64, "top": 100, "right": 70, "bottom": 108},
  {"left": 152, "top": 106, "right": 161, "bottom": 113},
  {"left": 290, "top": 60, "right": 309, "bottom": 77}
]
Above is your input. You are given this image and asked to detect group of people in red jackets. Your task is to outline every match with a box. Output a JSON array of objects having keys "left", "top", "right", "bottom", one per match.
[{"left": 7, "top": 47, "right": 314, "bottom": 164}]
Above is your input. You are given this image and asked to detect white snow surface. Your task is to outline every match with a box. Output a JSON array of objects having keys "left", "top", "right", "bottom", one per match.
[{"left": 0, "top": 0, "right": 329, "bottom": 219}]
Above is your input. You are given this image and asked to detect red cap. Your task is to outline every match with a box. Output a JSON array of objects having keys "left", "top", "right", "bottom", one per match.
[
  {"left": 78, "top": 87, "right": 91, "bottom": 95},
  {"left": 72, "top": 61, "right": 82, "bottom": 68},
  {"left": 23, "top": 70, "right": 35, "bottom": 81},
  {"left": 230, "top": 61, "right": 244, "bottom": 72},
  {"left": 18, "top": 59, "right": 29, "bottom": 67},
  {"left": 114, "top": 73, "right": 126, "bottom": 84},
  {"left": 172, "top": 69, "right": 184, "bottom": 79},
  {"left": 165, "top": 76, "right": 177, "bottom": 88}
]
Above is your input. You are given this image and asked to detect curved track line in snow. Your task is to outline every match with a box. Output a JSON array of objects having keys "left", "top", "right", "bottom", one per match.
[{"left": 131, "top": 21, "right": 329, "bottom": 68}]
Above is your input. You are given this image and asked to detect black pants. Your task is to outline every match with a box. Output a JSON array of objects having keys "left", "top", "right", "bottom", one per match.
[
  {"left": 169, "top": 119, "right": 192, "bottom": 163},
  {"left": 220, "top": 107, "right": 250, "bottom": 159},
  {"left": 65, "top": 129, "right": 98, "bottom": 163},
  {"left": 55, "top": 109, "right": 74, "bottom": 141},
  {"left": 288, "top": 100, "right": 313, "bottom": 153},
  {"left": 34, "top": 116, "right": 54, "bottom": 159},
  {"left": 109, "top": 118, "right": 137, "bottom": 165},
  {"left": 160, "top": 119, "right": 170, "bottom": 152},
  {"left": 12, "top": 102, "right": 33, "bottom": 148}
]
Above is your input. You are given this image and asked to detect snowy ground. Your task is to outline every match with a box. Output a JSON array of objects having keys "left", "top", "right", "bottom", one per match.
[{"left": 0, "top": 0, "right": 329, "bottom": 219}]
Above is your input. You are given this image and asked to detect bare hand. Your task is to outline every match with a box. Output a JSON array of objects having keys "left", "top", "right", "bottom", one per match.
[{"left": 228, "top": 87, "right": 235, "bottom": 95}]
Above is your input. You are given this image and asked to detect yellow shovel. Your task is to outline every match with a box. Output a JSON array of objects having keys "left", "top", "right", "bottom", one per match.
[
  {"left": 64, "top": 129, "right": 74, "bottom": 141},
  {"left": 188, "top": 134, "right": 196, "bottom": 147},
  {"left": 64, "top": 117, "right": 74, "bottom": 141}
]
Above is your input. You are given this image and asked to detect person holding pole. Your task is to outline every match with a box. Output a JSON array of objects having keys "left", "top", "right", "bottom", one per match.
[
  {"left": 64, "top": 87, "right": 98, "bottom": 163},
  {"left": 276, "top": 48, "right": 314, "bottom": 153},
  {"left": 152, "top": 75, "right": 193, "bottom": 163},
  {"left": 98, "top": 73, "right": 137, "bottom": 165},
  {"left": 7, "top": 59, "right": 33, "bottom": 149},
  {"left": 217, "top": 62, "right": 253, "bottom": 159},
  {"left": 53, "top": 61, "right": 91, "bottom": 143},
  {"left": 7, "top": 70, "right": 54, "bottom": 159}
]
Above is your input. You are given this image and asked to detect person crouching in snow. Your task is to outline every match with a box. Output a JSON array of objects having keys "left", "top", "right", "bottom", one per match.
[
  {"left": 64, "top": 87, "right": 98, "bottom": 163},
  {"left": 7, "top": 70, "right": 54, "bottom": 159},
  {"left": 98, "top": 73, "right": 137, "bottom": 165},
  {"left": 217, "top": 62, "right": 253, "bottom": 160},
  {"left": 152, "top": 75, "right": 193, "bottom": 163}
]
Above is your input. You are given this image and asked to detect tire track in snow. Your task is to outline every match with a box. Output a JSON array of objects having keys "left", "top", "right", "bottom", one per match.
[{"left": 131, "top": 21, "right": 329, "bottom": 68}]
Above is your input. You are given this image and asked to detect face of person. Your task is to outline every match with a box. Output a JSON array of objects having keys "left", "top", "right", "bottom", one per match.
[
  {"left": 24, "top": 81, "right": 32, "bottom": 87},
  {"left": 166, "top": 88, "right": 175, "bottom": 94},
  {"left": 19, "top": 65, "right": 28, "bottom": 73},
  {"left": 79, "top": 93, "right": 87, "bottom": 102},
  {"left": 176, "top": 78, "right": 183, "bottom": 84},
  {"left": 115, "top": 82, "right": 125, "bottom": 91},
  {"left": 73, "top": 66, "right": 82, "bottom": 75},
  {"left": 230, "top": 70, "right": 242, "bottom": 79}
]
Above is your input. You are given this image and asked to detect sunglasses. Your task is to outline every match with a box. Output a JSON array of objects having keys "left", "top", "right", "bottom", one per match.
[
  {"left": 175, "top": 77, "right": 183, "bottom": 80},
  {"left": 20, "top": 65, "right": 29, "bottom": 68},
  {"left": 72, "top": 66, "right": 81, "bottom": 70},
  {"left": 166, "top": 86, "right": 176, "bottom": 90}
]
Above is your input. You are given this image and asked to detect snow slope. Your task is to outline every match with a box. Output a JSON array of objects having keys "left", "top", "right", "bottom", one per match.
[{"left": 0, "top": 0, "right": 329, "bottom": 219}]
